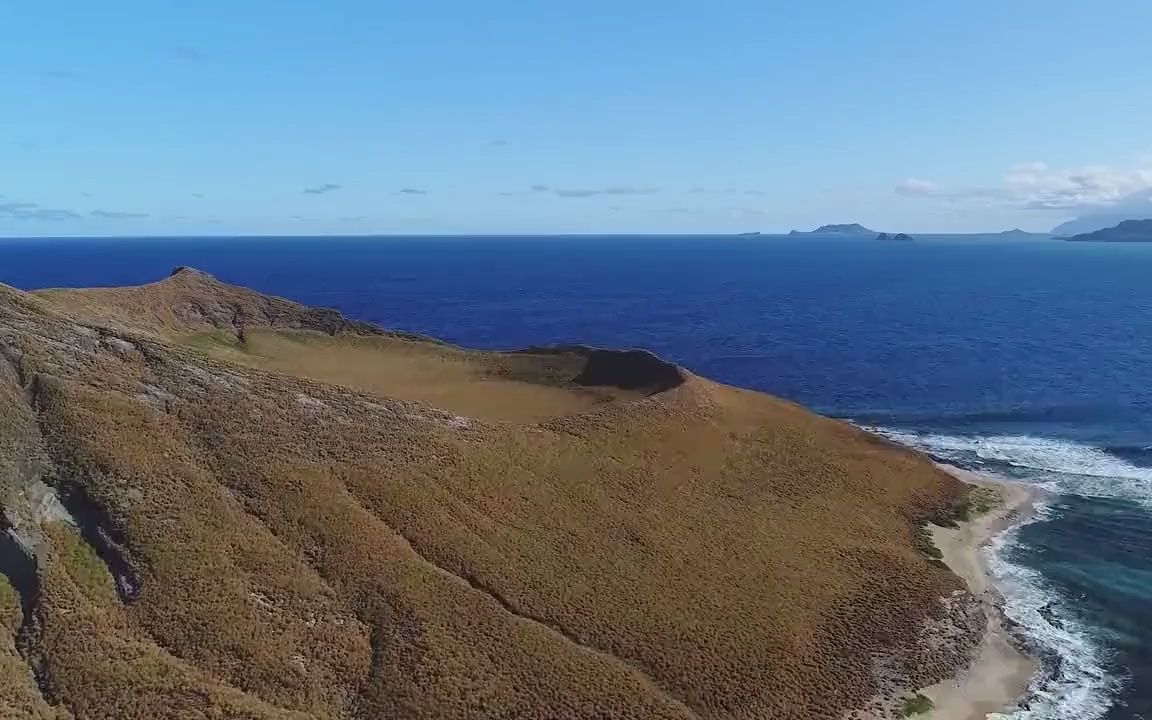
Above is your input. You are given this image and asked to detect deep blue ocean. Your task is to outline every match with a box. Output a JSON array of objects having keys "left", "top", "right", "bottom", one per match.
[{"left": 3, "top": 235, "right": 1150, "bottom": 719}]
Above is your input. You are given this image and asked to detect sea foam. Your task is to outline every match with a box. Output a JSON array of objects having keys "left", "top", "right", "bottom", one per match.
[
  {"left": 865, "top": 429, "right": 1152, "bottom": 508},
  {"left": 984, "top": 510, "right": 1117, "bottom": 720},
  {"left": 864, "top": 428, "right": 1126, "bottom": 719}
]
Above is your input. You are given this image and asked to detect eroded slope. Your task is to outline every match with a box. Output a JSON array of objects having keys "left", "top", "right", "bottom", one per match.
[{"left": 0, "top": 271, "right": 977, "bottom": 719}]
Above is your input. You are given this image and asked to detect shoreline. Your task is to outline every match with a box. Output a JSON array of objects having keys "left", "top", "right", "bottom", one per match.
[{"left": 917, "top": 465, "right": 1041, "bottom": 719}]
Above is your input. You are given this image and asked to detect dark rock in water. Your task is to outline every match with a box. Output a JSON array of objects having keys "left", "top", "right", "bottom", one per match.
[
  {"left": 1037, "top": 603, "right": 1065, "bottom": 630},
  {"left": 876, "top": 233, "right": 914, "bottom": 242},
  {"left": 1067, "top": 218, "right": 1152, "bottom": 242}
]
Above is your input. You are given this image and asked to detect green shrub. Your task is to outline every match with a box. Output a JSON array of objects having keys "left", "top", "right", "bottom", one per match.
[
  {"left": 53, "top": 526, "right": 117, "bottom": 602},
  {"left": 897, "top": 693, "right": 934, "bottom": 716}
]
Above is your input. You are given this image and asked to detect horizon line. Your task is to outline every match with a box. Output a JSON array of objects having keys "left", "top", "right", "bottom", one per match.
[{"left": 0, "top": 230, "right": 1056, "bottom": 241}]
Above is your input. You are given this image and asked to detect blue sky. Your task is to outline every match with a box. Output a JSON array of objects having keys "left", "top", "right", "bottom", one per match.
[{"left": 3, "top": 0, "right": 1152, "bottom": 236}]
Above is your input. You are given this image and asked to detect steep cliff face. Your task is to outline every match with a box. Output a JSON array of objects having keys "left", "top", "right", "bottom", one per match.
[{"left": 0, "top": 271, "right": 974, "bottom": 719}]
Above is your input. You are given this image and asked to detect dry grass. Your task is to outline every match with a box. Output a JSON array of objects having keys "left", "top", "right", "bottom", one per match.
[
  {"left": 0, "top": 271, "right": 976, "bottom": 719},
  {"left": 32, "top": 266, "right": 394, "bottom": 340},
  {"left": 182, "top": 329, "right": 640, "bottom": 423}
]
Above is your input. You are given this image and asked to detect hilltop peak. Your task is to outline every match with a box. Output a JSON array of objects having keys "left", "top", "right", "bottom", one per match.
[
  {"left": 32, "top": 270, "right": 393, "bottom": 339},
  {"left": 168, "top": 266, "right": 214, "bottom": 279}
]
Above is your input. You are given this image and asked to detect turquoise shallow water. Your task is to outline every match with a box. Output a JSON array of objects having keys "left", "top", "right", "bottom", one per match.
[{"left": 3, "top": 234, "right": 1151, "bottom": 718}]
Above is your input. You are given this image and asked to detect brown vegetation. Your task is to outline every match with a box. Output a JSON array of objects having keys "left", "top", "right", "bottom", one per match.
[
  {"left": 180, "top": 330, "right": 644, "bottom": 423},
  {"left": 0, "top": 270, "right": 977, "bottom": 719}
]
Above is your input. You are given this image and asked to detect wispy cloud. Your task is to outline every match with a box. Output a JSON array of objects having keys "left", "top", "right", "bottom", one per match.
[
  {"left": 1008, "top": 163, "right": 1152, "bottom": 210},
  {"left": 0, "top": 198, "right": 148, "bottom": 222},
  {"left": 1, "top": 206, "right": 84, "bottom": 222},
  {"left": 897, "top": 161, "right": 1152, "bottom": 212},
  {"left": 90, "top": 209, "right": 149, "bottom": 220},
  {"left": 0, "top": 202, "right": 40, "bottom": 214},
  {"left": 685, "top": 186, "right": 767, "bottom": 197},
  {"left": 303, "top": 183, "right": 342, "bottom": 195},
  {"left": 173, "top": 46, "right": 207, "bottom": 62},
  {"left": 529, "top": 184, "right": 659, "bottom": 199},
  {"left": 895, "top": 178, "right": 942, "bottom": 197},
  {"left": 397, "top": 188, "right": 428, "bottom": 195},
  {"left": 43, "top": 69, "right": 81, "bottom": 82},
  {"left": 28, "top": 209, "right": 84, "bottom": 221}
]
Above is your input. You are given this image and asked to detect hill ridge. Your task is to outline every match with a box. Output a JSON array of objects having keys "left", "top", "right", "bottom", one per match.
[{"left": 0, "top": 271, "right": 981, "bottom": 719}]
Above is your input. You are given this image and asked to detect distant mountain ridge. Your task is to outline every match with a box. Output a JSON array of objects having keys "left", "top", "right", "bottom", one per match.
[
  {"left": 1067, "top": 218, "right": 1152, "bottom": 242},
  {"left": 1052, "top": 214, "right": 1152, "bottom": 237}
]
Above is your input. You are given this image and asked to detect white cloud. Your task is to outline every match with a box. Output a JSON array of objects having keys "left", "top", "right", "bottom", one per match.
[
  {"left": 895, "top": 178, "right": 940, "bottom": 196},
  {"left": 1006, "top": 162, "right": 1152, "bottom": 210},
  {"left": 529, "top": 185, "right": 659, "bottom": 198},
  {"left": 897, "top": 160, "right": 1152, "bottom": 212}
]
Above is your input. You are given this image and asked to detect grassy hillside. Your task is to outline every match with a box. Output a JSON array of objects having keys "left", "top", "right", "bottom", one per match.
[
  {"left": 180, "top": 329, "right": 644, "bottom": 423},
  {"left": 0, "top": 270, "right": 979, "bottom": 719}
]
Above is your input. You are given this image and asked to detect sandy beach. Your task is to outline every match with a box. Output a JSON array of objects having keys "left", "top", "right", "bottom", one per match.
[{"left": 916, "top": 466, "right": 1040, "bottom": 719}]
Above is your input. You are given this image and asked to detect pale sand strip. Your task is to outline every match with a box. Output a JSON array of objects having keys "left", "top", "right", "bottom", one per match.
[{"left": 917, "top": 466, "right": 1040, "bottom": 720}]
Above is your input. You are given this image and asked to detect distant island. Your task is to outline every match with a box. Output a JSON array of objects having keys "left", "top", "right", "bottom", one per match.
[
  {"left": 876, "top": 232, "right": 914, "bottom": 242},
  {"left": 1067, "top": 218, "right": 1152, "bottom": 242},
  {"left": 736, "top": 231, "right": 762, "bottom": 237},
  {"left": 790, "top": 223, "right": 876, "bottom": 236},
  {"left": 1052, "top": 213, "right": 1149, "bottom": 237},
  {"left": 996, "top": 228, "right": 1049, "bottom": 239}
]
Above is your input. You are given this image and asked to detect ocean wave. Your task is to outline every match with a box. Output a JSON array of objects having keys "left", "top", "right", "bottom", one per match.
[
  {"left": 864, "top": 428, "right": 1152, "bottom": 508},
  {"left": 985, "top": 511, "right": 1118, "bottom": 720},
  {"left": 861, "top": 427, "right": 1128, "bottom": 719}
]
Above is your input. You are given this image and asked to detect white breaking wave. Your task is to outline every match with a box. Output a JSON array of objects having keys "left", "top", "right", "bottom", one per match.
[
  {"left": 862, "top": 427, "right": 1129, "bottom": 720},
  {"left": 985, "top": 512, "right": 1118, "bottom": 720},
  {"left": 865, "top": 429, "right": 1152, "bottom": 508}
]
